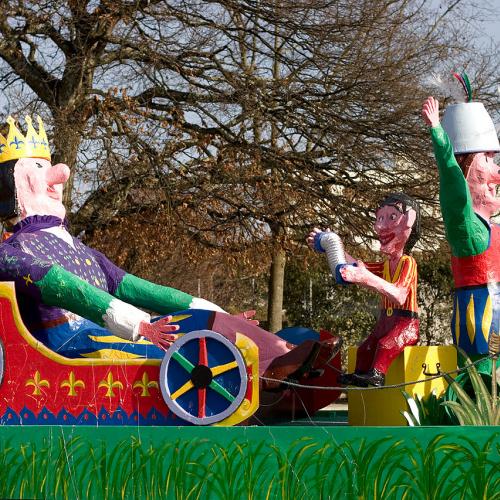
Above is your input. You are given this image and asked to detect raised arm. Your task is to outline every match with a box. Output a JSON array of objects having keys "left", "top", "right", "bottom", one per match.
[{"left": 422, "top": 97, "right": 489, "bottom": 257}]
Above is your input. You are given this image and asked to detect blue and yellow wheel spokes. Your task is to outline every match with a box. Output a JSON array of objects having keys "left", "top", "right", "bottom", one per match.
[
  {"left": 211, "top": 361, "right": 238, "bottom": 377},
  {"left": 170, "top": 379, "right": 194, "bottom": 400},
  {"left": 169, "top": 336, "right": 238, "bottom": 418},
  {"left": 160, "top": 330, "right": 248, "bottom": 425}
]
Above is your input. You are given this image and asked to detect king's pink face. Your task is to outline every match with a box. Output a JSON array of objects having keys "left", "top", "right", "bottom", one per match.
[
  {"left": 466, "top": 152, "right": 500, "bottom": 219},
  {"left": 374, "top": 203, "right": 416, "bottom": 257},
  {"left": 13, "top": 158, "right": 70, "bottom": 220}
]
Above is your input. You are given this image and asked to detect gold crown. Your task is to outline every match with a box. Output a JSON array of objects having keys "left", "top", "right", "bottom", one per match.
[{"left": 0, "top": 115, "right": 51, "bottom": 163}]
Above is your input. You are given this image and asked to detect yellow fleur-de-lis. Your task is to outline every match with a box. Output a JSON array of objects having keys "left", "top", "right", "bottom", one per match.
[
  {"left": 60, "top": 371, "right": 85, "bottom": 396},
  {"left": 133, "top": 372, "right": 159, "bottom": 397},
  {"left": 25, "top": 370, "right": 50, "bottom": 396},
  {"left": 98, "top": 372, "right": 123, "bottom": 397}
]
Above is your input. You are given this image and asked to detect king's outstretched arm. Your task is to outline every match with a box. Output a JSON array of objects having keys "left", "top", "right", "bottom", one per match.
[
  {"left": 89, "top": 248, "right": 224, "bottom": 314},
  {"left": 114, "top": 273, "right": 225, "bottom": 313},
  {"left": 0, "top": 245, "right": 179, "bottom": 349},
  {"left": 89, "top": 247, "right": 225, "bottom": 314}
]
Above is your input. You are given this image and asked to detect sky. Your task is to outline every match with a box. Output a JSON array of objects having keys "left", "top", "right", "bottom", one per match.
[
  {"left": 0, "top": 1, "right": 498, "bottom": 116},
  {"left": 476, "top": 0, "right": 500, "bottom": 45}
]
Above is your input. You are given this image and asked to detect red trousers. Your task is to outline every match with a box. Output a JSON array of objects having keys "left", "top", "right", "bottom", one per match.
[{"left": 355, "top": 314, "right": 419, "bottom": 374}]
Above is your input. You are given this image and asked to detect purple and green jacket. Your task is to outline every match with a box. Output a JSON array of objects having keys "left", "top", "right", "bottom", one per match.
[{"left": 0, "top": 215, "right": 193, "bottom": 353}]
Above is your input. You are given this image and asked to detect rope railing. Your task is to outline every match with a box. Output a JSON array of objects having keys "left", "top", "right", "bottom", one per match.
[{"left": 259, "top": 353, "right": 497, "bottom": 391}]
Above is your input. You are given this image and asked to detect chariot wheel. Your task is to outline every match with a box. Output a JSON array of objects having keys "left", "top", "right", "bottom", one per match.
[{"left": 159, "top": 330, "right": 247, "bottom": 425}]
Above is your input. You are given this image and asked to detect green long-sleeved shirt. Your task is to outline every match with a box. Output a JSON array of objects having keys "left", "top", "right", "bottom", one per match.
[{"left": 430, "top": 124, "right": 489, "bottom": 257}]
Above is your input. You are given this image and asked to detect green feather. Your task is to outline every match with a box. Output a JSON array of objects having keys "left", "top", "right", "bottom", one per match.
[{"left": 462, "top": 72, "right": 472, "bottom": 102}]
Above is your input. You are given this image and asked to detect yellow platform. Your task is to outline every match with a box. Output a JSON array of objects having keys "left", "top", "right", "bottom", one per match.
[{"left": 347, "top": 345, "right": 457, "bottom": 426}]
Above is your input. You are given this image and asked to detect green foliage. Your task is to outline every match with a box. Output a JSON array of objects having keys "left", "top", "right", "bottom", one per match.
[
  {"left": 416, "top": 251, "right": 453, "bottom": 295},
  {"left": 442, "top": 350, "right": 500, "bottom": 426},
  {"left": 395, "top": 435, "right": 500, "bottom": 500},
  {"left": 401, "top": 389, "right": 453, "bottom": 426},
  {"left": 205, "top": 440, "right": 274, "bottom": 499},
  {"left": 395, "top": 435, "right": 463, "bottom": 499},
  {"left": 329, "top": 437, "right": 407, "bottom": 499}
]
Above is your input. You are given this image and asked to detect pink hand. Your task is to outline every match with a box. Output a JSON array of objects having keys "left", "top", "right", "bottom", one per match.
[
  {"left": 139, "top": 316, "right": 180, "bottom": 351},
  {"left": 306, "top": 227, "right": 331, "bottom": 250},
  {"left": 422, "top": 97, "right": 440, "bottom": 127},
  {"left": 340, "top": 261, "right": 368, "bottom": 284},
  {"left": 236, "top": 309, "right": 259, "bottom": 326}
]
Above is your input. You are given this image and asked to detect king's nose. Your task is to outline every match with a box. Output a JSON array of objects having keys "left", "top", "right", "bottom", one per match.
[{"left": 45, "top": 163, "right": 70, "bottom": 185}]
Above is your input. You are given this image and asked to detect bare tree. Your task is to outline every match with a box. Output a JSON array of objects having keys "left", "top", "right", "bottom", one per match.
[{"left": 0, "top": 0, "right": 498, "bottom": 328}]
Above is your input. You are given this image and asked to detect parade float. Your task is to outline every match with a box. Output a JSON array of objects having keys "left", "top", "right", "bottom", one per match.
[
  {"left": 0, "top": 78, "right": 498, "bottom": 498},
  {"left": 0, "top": 271, "right": 497, "bottom": 499}
]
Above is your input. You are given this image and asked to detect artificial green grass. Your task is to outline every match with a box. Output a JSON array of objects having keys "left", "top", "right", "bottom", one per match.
[{"left": 0, "top": 427, "right": 498, "bottom": 499}]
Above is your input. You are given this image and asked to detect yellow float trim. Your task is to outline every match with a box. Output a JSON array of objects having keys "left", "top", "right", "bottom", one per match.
[{"left": 0, "top": 281, "right": 161, "bottom": 367}]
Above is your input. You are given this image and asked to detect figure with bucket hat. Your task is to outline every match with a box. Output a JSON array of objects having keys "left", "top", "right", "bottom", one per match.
[{"left": 422, "top": 73, "right": 500, "bottom": 355}]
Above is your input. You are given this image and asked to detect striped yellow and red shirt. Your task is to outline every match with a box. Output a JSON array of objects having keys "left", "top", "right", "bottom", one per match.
[{"left": 364, "top": 255, "right": 418, "bottom": 313}]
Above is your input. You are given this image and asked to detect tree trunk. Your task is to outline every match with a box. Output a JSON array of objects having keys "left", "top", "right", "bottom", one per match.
[
  {"left": 266, "top": 24, "right": 285, "bottom": 334},
  {"left": 51, "top": 114, "right": 84, "bottom": 214},
  {"left": 267, "top": 246, "right": 286, "bottom": 333}
]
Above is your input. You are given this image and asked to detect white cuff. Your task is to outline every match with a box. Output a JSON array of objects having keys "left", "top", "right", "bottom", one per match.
[
  {"left": 102, "top": 299, "right": 151, "bottom": 341},
  {"left": 189, "top": 297, "right": 226, "bottom": 313}
]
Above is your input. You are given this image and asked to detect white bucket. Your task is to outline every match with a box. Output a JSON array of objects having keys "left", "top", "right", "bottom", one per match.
[{"left": 442, "top": 102, "right": 500, "bottom": 154}]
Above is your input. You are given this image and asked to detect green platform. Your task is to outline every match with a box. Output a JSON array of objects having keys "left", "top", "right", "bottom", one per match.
[{"left": 0, "top": 424, "right": 498, "bottom": 499}]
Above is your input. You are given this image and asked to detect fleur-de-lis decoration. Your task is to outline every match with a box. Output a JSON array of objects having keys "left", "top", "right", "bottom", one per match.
[
  {"left": 60, "top": 371, "right": 85, "bottom": 396},
  {"left": 98, "top": 372, "right": 123, "bottom": 397},
  {"left": 10, "top": 136, "right": 24, "bottom": 149},
  {"left": 25, "top": 371, "right": 50, "bottom": 396},
  {"left": 133, "top": 372, "right": 159, "bottom": 397}
]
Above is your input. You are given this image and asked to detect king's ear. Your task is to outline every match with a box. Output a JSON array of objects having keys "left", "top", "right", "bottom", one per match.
[{"left": 405, "top": 208, "right": 417, "bottom": 228}]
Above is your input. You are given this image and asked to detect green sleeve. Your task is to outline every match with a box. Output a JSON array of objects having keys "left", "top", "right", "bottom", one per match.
[
  {"left": 114, "top": 273, "right": 193, "bottom": 314},
  {"left": 430, "top": 124, "right": 489, "bottom": 257},
  {"left": 36, "top": 265, "right": 113, "bottom": 327}
]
